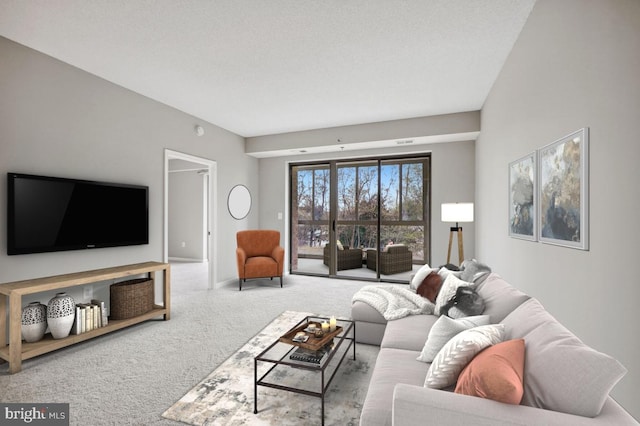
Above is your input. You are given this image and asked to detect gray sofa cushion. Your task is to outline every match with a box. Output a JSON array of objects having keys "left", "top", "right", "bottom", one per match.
[
  {"left": 381, "top": 314, "right": 438, "bottom": 351},
  {"left": 359, "top": 347, "right": 430, "bottom": 426},
  {"left": 475, "top": 273, "right": 530, "bottom": 323},
  {"left": 352, "top": 300, "right": 386, "bottom": 324},
  {"left": 501, "top": 298, "right": 627, "bottom": 418}
]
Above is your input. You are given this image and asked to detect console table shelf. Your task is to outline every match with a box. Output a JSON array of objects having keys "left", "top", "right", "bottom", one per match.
[{"left": 0, "top": 261, "right": 170, "bottom": 373}]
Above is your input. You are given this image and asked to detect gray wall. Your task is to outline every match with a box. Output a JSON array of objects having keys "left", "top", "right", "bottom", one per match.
[
  {"left": 168, "top": 169, "right": 207, "bottom": 261},
  {"left": 477, "top": 0, "right": 639, "bottom": 417},
  {"left": 0, "top": 36, "right": 257, "bottom": 303},
  {"left": 258, "top": 139, "right": 475, "bottom": 269}
]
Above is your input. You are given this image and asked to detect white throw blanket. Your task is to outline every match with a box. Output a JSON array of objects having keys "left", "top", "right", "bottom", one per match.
[{"left": 352, "top": 285, "right": 434, "bottom": 320}]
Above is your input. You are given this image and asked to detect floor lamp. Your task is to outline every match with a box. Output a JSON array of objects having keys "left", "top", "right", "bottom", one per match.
[{"left": 441, "top": 203, "right": 474, "bottom": 266}]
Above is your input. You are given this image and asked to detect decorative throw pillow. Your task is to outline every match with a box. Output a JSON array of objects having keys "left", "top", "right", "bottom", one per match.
[
  {"left": 455, "top": 338, "right": 525, "bottom": 405},
  {"left": 416, "top": 271, "right": 442, "bottom": 303},
  {"left": 434, "top": 274, "right": 473, "bottom": 316},
  {"left": 336, "top": 240, "right": 344, "bottom": 250},
  {"left": 440, "top": 286, "right": 485, "bottom": 319},
  {"left": 460, "top": 259, "right": 492, "bottom": 284},
  {"left": 417, "top": 314, "right": 490, "bottom": 363},
  {"left": 410, "top": 263, "right": 434, "bottom": 291},
  {"left": 437, "top": 266, "right": 462, "bottom": 281},
  {"left": 425, "top": 324, "right": 504, "bottom": 389}
]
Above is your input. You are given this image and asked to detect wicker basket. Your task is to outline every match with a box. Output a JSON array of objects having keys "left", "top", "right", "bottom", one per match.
[{"left": 109, "top": 278, "right": 154, "bottom": 320}]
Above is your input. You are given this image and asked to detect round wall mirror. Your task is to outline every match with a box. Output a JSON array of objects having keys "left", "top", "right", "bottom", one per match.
[{"left": 228, "top": 184, "right": 251, "bottom": 220}]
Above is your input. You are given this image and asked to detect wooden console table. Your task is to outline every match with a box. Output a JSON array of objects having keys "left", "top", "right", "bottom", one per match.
[{"left": 0, "top": 261, "right": 170, "bottom": 373}]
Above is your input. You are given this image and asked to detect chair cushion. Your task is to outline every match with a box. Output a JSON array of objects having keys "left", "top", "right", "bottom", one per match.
[{"left": 244, "top": 256, "right": 278, "bottom": 278}]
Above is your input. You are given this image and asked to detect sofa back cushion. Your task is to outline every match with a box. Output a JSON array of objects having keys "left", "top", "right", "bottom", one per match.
[
  {"left": 501, "top": 298, "right": 627, "bottom": 417},
  {"left": 474, "top": 273, "right": 530, "bottom": 323},
  {"left": 237, "top": 230, "right": 280, "bottom": 258},
  {"left": 386, "top": 244, "right": 408, "bottom": 254}
]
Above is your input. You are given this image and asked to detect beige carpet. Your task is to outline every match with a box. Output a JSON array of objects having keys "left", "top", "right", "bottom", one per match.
[
  {"left": 163, "top": 310, "right": 378, "bottom": 426},
  {"left": 0, "top": 263, "right": 380, "bottom": 425}
]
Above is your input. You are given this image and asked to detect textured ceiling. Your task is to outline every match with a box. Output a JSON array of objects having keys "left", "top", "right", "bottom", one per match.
[{"left": 0, "top": 0, "right": 536, "bottom": 138}]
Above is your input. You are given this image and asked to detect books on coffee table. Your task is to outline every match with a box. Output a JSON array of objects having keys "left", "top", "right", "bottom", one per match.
[{"left": 290, "top": 344, "right": 330, "bottom": 364}]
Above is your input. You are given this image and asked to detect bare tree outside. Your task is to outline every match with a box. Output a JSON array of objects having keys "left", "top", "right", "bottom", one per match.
[{"left": 291, "top": 157, "right": 429, "bottom": 266}]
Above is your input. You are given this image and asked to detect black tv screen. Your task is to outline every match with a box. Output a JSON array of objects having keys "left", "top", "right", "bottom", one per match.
[{"left": 7, "top": 173, "right": 149, "bottom": 255}]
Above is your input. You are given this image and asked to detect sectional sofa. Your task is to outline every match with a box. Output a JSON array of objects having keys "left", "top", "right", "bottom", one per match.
[{"left": 351, "top": 267, "right": 637, "bottom": 426}]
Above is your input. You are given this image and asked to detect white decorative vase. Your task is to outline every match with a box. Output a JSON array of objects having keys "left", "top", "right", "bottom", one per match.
[
  {"left": 21, "top": 302, "right": 47, "bottom": 343},
  {"left": 47, "top": 292, "right": 75, "bottom": 339}
]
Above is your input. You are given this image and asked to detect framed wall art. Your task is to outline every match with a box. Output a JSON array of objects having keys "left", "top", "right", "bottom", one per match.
[
  {"left": 509, "top": 152, "right": 537, "bottom": 241},
  {"left": 537, "top": 128, "right": 589, "bottom": 250}
]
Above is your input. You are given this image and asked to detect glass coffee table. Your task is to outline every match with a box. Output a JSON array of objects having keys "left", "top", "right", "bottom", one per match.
[{"left": 254, "top": 315, "right": 356, "bottom": 426}]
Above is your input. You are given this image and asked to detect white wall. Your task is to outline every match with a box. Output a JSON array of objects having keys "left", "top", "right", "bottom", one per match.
[
  {"left": 477, "top": 0, "right": 640, "bottom": 417},
  {"left": 258, "top": 139, "right": 475, "bottom": 269},
  {"left": 0, "top": 36, "right": 257, "bottom": 300}
]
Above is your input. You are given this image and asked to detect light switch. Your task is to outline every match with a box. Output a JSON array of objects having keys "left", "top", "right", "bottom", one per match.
[{"left": 277, "top": 212, "right": 283, "bottom": 220}]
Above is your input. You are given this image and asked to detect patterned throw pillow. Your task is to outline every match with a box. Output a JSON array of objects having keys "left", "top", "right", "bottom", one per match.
[
  {"left": 455, "top": 338, "right": 525, "bottom": 404},
  {"left": 424, "top": 324, "right": 504, "bottom": 389},
  {"left": 434, "top": 273, "right": 473, "bottom": 316},
  {"left": 417, "top": 314, "right": 490, "bottom": 363}
]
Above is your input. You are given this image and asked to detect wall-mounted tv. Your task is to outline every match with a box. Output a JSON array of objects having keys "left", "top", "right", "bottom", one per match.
[{"left": 7, "top": 173, "right": 149, "bottom": 255}]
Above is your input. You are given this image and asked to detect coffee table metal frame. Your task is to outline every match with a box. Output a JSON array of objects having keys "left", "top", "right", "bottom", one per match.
[{"left": 254, "top": 315, "right": 356, "bottom": 426}]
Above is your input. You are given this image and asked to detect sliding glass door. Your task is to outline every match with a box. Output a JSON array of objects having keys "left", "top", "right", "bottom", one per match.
[
  {"left": 290, "top": 155, "right": 430, "bottom": 282},
  {"left": 290, "top": 163, "right": 331, "bottom": 275}
]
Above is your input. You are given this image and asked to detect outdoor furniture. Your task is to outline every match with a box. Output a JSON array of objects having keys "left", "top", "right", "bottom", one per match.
[
  {"left": 366, "top": 244, "right": 413, "bottom": 275},
  {"left": 236, "top": 230, "right": 284, "bottom": 291},
  {"left": 323, "top": 245, "right": 363, "bottom": 271}
]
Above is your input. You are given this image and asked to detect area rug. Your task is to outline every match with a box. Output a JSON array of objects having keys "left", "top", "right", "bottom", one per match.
[{"left": 162, "top": 310, "right": 378, "bottom": 426}]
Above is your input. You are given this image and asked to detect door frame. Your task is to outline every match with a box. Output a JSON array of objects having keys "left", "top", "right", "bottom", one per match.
[
  {"left": 164, "top": 149, "right": 218, "bottom": 289},
  {"left": 288, "top": 154, "right": 431, "bottom": 282}
]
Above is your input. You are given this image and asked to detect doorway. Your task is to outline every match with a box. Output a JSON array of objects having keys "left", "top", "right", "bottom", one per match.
[{"left": 164, "top": 149, "right": 218, "bottom": 290}]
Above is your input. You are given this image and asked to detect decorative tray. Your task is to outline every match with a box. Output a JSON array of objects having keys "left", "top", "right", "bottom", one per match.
[{"left": 279, "top": 320, "right": 343, "bottom": 351}]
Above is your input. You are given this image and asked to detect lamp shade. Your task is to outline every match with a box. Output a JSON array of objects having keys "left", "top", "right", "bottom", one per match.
[{"left": 441, "top": 203, "right": 474, "bottom": 223}]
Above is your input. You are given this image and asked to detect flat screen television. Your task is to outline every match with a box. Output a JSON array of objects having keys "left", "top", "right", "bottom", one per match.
[{"left": 7, "top": 173, "right": 149, "bottom": 255}]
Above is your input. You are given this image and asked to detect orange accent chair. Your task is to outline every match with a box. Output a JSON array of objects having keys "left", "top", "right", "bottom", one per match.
[{"left": 236, "top": 230, "right": 284, "bottom": 291}]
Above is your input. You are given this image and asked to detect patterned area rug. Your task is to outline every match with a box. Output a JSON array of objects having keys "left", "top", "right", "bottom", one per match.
[{"left": 162, "top": 310, "right": 378, "bottom": 426}]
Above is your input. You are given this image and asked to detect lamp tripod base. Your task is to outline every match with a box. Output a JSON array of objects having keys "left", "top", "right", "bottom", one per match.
[{"left": 446, "top": 225, "right": 464, "bottom": 266}]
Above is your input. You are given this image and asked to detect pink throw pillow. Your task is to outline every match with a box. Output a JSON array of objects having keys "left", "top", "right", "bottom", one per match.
[{"left": 455, "top": 338, "right": 525, "bottom": 405}]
